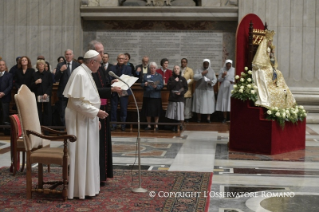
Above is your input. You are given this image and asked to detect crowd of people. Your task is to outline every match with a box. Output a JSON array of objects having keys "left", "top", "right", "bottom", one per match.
[
  {"left": 0, "top": 40, "right": 235, "bottom": 200},
  {"left": 0, "top": 47, "right": 235, "bottom": 132}
]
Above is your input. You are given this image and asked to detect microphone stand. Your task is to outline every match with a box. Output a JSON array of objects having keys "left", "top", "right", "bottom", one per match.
[{"left": 115, "top": 76, "right": 147, "bottom": 193}]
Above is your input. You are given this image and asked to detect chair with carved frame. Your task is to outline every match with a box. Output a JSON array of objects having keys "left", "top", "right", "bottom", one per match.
[{"left": 14, "top": 85, "right": 76, "bottom": 201}]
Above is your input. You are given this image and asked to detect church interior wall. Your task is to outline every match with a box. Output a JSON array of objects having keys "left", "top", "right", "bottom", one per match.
[
  {"left": 0, "top": 0, "right": 83, "bottom": 69},
  {"left": 238, "top": 0, "right": 319, "bottom": 88}
]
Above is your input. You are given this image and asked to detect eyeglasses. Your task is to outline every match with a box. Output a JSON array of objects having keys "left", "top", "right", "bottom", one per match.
[{"left": 118, "top": 58, "right": 125, "bottom": 60}]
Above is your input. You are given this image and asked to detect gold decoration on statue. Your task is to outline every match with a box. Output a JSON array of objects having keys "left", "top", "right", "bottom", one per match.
[{"left": 265, "top": 30, "right": 275, "bottom": 41}]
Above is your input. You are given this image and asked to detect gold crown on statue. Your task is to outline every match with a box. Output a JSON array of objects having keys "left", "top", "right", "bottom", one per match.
[{"left": 265, "top": 30, "right": 275, "bottom": 40}]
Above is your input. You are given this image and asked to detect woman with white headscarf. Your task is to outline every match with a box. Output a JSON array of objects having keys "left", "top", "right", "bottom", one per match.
[
  {"left": 216, "top": 59, "right": 235, "bottom": 123},
  {"left": 192, "top": 59, "right": 217, "bottom": 123}
]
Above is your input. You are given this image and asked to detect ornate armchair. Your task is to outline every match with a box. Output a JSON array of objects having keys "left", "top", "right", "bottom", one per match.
[{"left": 14, "top": 85, "right": 77, "bottom": 201}]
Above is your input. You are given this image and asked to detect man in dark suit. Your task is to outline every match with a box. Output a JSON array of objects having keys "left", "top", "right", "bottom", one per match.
[
  {"left": 109, "top": 53, "right": 132, "bottom": 131},
  {"left": 0, "top": 60, "right": 13, "bottom": 130},
  {"left": 102, "top": 53, "right": 113, "bottom": 75},
  {"left": 54, "top": 49, "right": 80, "bottom": 126},
  {"left": 135, "top": 56, "right": 150, "bottom": 83}
]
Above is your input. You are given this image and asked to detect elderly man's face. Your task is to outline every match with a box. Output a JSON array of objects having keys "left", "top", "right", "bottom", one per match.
[
  {"left": 203, "top": 61, "right": 209, "bottom": 70},
  {"left": 91, "top": 55, "right": 102, "bottom": 73},
  {"left": 226, "top": 63, "right": 231, "bottom": 70},
  {"left": 65, "top": 50, "right": 74, "bottom": 62},
  {"left": 117, "top": 55, "right": 125, "bottom": 65},
  {"left": 0, "top": 61, "right": 6, "bottom": 71},
  {"left": 95, "top": 43, "right": 104, "bottom": 58},
  {"left": 142, "top": 57, "right": 149, "bottom": 66}
]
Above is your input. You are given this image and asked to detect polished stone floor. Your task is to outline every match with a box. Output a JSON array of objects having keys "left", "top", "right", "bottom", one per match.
[{"left": 1, "top": 123, "right": 319, "bottom": 211}]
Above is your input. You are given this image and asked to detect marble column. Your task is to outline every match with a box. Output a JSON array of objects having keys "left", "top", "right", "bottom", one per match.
[{"left": 0, "top": 0, "right": 83, "bottom": 69}]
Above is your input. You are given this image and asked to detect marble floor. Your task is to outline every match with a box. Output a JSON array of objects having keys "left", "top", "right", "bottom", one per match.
[{"left": 1, "top": 124, "right": 319, "bottom": 211}]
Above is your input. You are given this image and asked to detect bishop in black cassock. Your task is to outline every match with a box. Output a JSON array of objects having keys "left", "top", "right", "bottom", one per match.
[{"left": 92, "top": 65, "right": 114, "bottom": 182}]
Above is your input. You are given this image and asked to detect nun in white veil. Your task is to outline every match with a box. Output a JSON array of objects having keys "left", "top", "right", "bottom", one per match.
[
  {"left": 192, "top": 59, "right": 217, "bottom": 123},
  {"left": 216, "top": 59, "right": 235, "bottom": 123}
]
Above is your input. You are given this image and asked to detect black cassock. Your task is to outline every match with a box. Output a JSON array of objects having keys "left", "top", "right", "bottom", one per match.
[{"left": 92, "top": 67, "right": 113, "bottom": 180}]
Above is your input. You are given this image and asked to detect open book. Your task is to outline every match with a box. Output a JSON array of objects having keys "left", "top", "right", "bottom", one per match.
[
  {"left": 37, "top": 95, "right": 50, "bottom": 102},
  {"left": 111, "top": 74, "right": 139, "bottom": 90},
  {"left": 147, "top": 80, "right": 160, "bottom": 86},
  {"left": 172, "top": 88, "right": 184, "bottom": 93}
]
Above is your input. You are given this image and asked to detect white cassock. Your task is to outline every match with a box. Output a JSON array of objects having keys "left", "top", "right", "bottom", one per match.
[
  {"left": 63, "top": 64, "right": 100, "bottom": 199},
  {"left": 216, "top": 66, "right": 235, "bottom": 112}
]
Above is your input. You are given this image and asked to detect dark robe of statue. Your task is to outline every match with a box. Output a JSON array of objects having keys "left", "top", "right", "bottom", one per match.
[{"left": 92, "top": 66, "right": 113, "bottom": 181}]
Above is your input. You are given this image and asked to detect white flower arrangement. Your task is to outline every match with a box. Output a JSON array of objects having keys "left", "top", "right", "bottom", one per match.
[
  {"left": 266, "top": 105, "right": 307, "bottom": 128},
  {"left": 232, "top": 67, "right": 258, "bottom": 102}
]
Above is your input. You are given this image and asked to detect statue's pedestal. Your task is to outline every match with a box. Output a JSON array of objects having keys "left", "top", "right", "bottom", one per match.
[{"left": 229, "top": 98, "right": 306, "bottom": 155}]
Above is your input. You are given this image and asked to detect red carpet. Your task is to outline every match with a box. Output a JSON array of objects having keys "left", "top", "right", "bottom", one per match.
[{"left": 0, "top": 167, "right": 212, "bottom": 211}]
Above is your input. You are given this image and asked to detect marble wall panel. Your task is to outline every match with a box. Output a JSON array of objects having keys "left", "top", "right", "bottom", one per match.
[
  {"left": 0, "top": 0, "right": 3, "bottom": 55},
  {"left": 290, "top": 0, "right": 303, "bottom": 27},
  {"left": 302, "top": 27, "right": 316, "bottom": 82},
  {"left": 5, "top": 0, "right": 16, "bottom": 66},
  {"left": 0, "top": 0, "right": 82, "bottom": 68},
  {"left": 303, "top": 0, "right": 316, "bottom": 27},
  {"left": 5, "top": 27, "right": 16, "bottom": 66},
  {"left": 253, "top": 0, "right": 266, "bottom": 22},
  {"left": 40, "top": 0, "right": 51, "bottom": 26},
  {"left": 278, "top": 0, "right": 291, "bottom": 27},
  {"left": 29, "top": 0, "right": 39, "bottom": 26},
  {"left": 277, "top": 27, "right": 290, "bottom": 79},
  {"left": 315, "top": 28, "right": 319, "bottom": 80},
  {"left": 28, "top": 26, "right": 39, "bottom": 63},
  {"left": 289, "top": 27, "right": 303, "bottom": 82},
  {"left": 40, "top": 26, "right": 51, "bottom": 63},
  {"left": 16, "top": 0, "right": 27, "bottom": 26},
  {"left": 265, "top": 0, "right": 278, "bottom": 27}
]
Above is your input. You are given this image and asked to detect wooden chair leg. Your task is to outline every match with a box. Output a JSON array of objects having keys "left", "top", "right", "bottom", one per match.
[
  {"left": 26, "top": 153, "right": 32, "bottom": 199},
  {"left": 38, "top": 163, "right": 43, "bottom": 189},
  {"left": 63, "top": 139, "right": 68, "bottom": 201},
  {"left": 12, "top": 150, "right": 17, "bottom": 176},
  {"left": 21, "top": 151, "right": 25, "bottom": 172}
]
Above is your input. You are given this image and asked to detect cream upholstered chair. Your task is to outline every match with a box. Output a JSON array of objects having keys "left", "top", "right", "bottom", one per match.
[
  {"left": 14, "top": 85, "right": 76, "bottom": 201},
  {"left": 9, "top": 114, "right": 50, "bottom": 175}
]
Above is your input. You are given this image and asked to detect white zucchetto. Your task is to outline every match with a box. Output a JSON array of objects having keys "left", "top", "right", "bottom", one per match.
[{"left": 84, "top": 50, "right": 99, "bottom": 59}]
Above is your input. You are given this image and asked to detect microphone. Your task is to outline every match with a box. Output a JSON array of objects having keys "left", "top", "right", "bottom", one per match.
[{"left": 109, "top": 71, "right": 120, "bottom": 79}]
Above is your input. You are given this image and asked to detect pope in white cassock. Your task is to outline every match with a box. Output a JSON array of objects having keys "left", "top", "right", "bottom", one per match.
[{"left": 63, "top": 50, "right": 109, "bottom": 199}]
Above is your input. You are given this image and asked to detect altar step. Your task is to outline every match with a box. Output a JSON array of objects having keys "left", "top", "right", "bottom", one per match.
[{"left": 291, "top": 87, "right": 319, "bottom": 123}]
